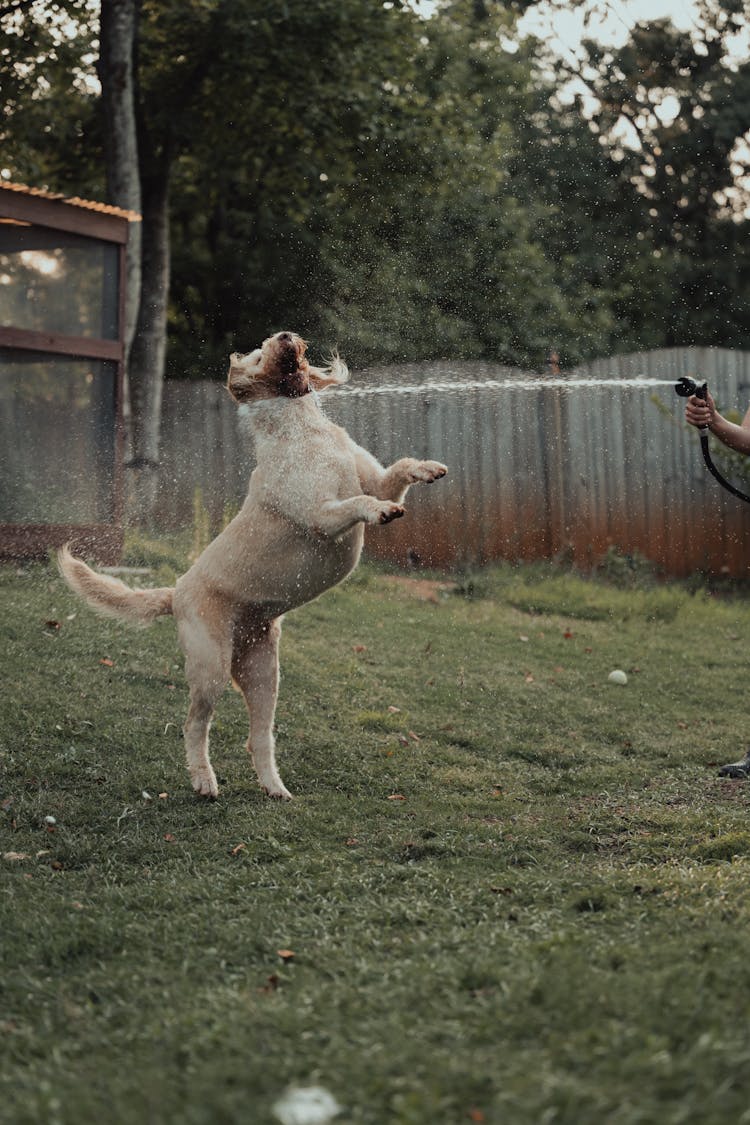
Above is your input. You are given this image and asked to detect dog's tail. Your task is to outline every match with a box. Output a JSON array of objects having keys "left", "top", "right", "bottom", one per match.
[{"left": 58, "top": 545, "right": 174, "bottom": 625}]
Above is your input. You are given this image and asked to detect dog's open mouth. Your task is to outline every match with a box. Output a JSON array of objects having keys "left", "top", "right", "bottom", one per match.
[
  {"left": 276, "top": 339, "right": 310, "bottom": 397},
  {"left": 278, "top": 371, "right": 309, "bottom": 397},
  {"left": 278, "top": 341, "right": 299, "bottom": 376}
]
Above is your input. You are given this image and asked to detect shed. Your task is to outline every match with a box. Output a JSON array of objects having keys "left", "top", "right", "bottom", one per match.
[{"left": 0, "top": 182, "right": 139, "bottom": 563}]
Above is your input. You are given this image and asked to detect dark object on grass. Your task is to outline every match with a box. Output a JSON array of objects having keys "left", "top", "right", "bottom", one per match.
[{"left": 717, "top": 751, "right": 750, "bottom": 779}]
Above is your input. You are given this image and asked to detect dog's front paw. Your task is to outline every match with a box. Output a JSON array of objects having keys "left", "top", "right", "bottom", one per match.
[
  {"left": 191, "top": 767, "right": 219, "bottom": 799},
  {"left": 408, "top": 460, "right": 448, "bottom": 484},
  {"left": 373, "top": 501, "right": 406, "bottom": 525}
]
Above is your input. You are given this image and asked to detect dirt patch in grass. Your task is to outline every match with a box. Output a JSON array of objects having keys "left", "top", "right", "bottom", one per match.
[{"left": 378, "top": 574, "right": 458, "bottom": 602}]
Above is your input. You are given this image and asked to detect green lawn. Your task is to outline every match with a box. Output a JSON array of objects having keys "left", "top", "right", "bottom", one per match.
[{"left": 3, "top": 548, "right": 750, "bottom": 1125}]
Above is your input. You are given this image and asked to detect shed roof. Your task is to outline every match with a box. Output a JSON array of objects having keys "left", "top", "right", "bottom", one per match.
[{"left": 0, "top": 181, "right": 141, "bottom": 222}]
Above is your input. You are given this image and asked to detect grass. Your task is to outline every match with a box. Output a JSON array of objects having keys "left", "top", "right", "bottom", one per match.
[{"left": 3, "top": 547, "right": 750, "bottom": 1124}]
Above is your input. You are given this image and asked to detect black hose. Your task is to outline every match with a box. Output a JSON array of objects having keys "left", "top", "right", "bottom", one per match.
[
  {"left": 675, "top": 377, "right": 750, "bottom": 505},
  {"left": 697, "top": 432, "right": 750, "bottom": 503}
]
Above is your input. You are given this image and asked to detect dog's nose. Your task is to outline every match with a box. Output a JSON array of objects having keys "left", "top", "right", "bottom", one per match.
[{"left": 278, "top": 332, "right": 292, "bottom": 342}]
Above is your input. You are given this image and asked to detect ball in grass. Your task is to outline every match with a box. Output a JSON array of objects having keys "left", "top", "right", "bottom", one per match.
[
  {"left": 608, "top": 669, "right": 628, "bottom": 685},
  {"left": 273, "top": 1087, "right": 341, "bottom": 1125}
]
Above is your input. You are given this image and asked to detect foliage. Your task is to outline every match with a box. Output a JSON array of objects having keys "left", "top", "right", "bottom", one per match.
[
  {"left": 1, "top": 0, "right": 750, "bottom": 375},
  {"left": 4, "top": 556, "right": 750, "bottom": 1122},
  {"left": 549, "top": 1, "right": 750, "bottom": 349},
  {"left": 0, "top": 0, "right": 103, "bottom": 195},
  {"left": 309, "top": 1, "right": 576, "bottom": 368}
]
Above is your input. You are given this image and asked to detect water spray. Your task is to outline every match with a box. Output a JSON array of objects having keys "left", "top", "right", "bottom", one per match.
[
  {"left": 674, "top": 376, "right": 750, "bottom": 504},
  {"left": 335, "top": 370, "right": 750, "bottom": 503}
]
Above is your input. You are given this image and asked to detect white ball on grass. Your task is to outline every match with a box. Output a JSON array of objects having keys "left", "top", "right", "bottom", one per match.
[{"left": 608, "top": 669, "right": 628, "bottom": 685}]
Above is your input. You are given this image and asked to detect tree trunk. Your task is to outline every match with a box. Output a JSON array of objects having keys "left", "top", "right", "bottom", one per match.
[
  {"left": 97, "top": 0, "right": 141, "bottom": 360},
  {"left": 126, "top": 166, "right": 171, "bottom": 516}
]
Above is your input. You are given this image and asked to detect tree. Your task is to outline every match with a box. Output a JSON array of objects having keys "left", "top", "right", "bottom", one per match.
[
  {"left": 0, "top": 1, "right": 102, "bottom": 194},
  {"left": 98, "top": 0, "right": 140, "bottom": 360},
  {"left": 545, "top": 0, "right": 750, "bottom": 347},
  {"left": 101, "top": 0, "right": 230, "bottom": 476},
  {"left": 9, "top": 0, "right": 747, "bottom": 428},
  {"left": 165, "top": 0, "right": 430, "bottom": 375}
]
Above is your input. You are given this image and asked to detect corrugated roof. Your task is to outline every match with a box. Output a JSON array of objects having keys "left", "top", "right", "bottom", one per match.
[{"left": 0, "top": 180, "right": 141, "bottom": 222}]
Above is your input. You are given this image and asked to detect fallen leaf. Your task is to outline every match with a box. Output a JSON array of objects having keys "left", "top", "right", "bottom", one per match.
[
  {"left": 344, "top": 838, "right": 359, "bottom": 846},
  {"left": 3, "top": 852, "right": 30, "bottom": 861},
  {"left": 407, "top": 731, "right": 421, "bottom": 743},
  {"left": 230, "top": 843, "right": 246, "bottom": 856},
  {"left": 524, "top": 673, "right": 535, "bottom": 683},
  {"left": 387, "top": 793, "right": 407, "bottom": 801},
  {"left": 468, "top": 1109, "right": 486, "bottom": 1122},
  {"left": 388, "top": 705, "right": 401, "bottom": 713},
  {"left": 44, "top": 620, "right": 61, "bottom": 631},
  {"left": 259, "top": 974, "right": 279, "bottom": 993},
  {"left": 277, "top": 949, "right": 295, "bottom": 963},
  {"left": 563, "top": 630, "right": 574, "bottom": 639},
  {"left": 352, "top": 644, "right": 367, "bottom": 654},
  {"left": 100, "top": 658, "right": 114, "bottom": 667},
  {"left": 397, "top": 734, "right": 409, "bottom": 746},
  {"left": 163, "top": 833, "right": 176, "bottom": 843},
  {"left": 519, "top": 635, "right": 529, "bottom": 642},
  {"left": 158, "top": 792, "right": 168, "bottom": 800}
]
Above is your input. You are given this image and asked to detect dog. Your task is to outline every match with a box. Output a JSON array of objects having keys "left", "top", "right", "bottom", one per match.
[{"left": 59, "top": 331, "right": 448, "bottom": 800}]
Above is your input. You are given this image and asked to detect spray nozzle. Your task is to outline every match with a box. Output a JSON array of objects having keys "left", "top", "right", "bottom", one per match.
[{"left": 675, "top": 376, "right": 707, "bottom": 399}]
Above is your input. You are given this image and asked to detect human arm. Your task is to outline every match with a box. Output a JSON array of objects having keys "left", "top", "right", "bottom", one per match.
[{"left": 685, "top": 391, "right": 750, "bottom": 456}]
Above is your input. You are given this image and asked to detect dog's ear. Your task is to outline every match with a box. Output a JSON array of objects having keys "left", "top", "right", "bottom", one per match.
[
  {"left": 307, "top": 352, "right": 349, "bottom": 392},
  {"left": 227, "top": 351, "right": 262, "bottom": 403}
]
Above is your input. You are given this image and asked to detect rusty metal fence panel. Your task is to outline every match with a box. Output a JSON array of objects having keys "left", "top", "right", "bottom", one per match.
[{"left": 150, "top": 348, "right": 750, "bottom": 577}]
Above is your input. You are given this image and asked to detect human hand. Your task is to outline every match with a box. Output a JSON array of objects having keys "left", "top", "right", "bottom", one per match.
[{"left": 685, "top": 388, "right": 717, "bottom": 430}]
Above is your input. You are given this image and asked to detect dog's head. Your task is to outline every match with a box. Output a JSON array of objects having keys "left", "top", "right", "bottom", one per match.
[{"left": 227, "top": 331, "right": 348, "bottom": 404}]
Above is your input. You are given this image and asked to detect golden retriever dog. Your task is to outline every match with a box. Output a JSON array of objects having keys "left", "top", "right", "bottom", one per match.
[{"left": 59, "top": 331, "right": 447, "bottom": 800}]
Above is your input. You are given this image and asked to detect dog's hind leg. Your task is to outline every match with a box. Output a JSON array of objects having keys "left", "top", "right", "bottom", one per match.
[
  {"left": 177, "top": 597, "right": 232, "bottom": 799},
  {"left": 231, "top": 615, "right": 291, "bottom": 800}
]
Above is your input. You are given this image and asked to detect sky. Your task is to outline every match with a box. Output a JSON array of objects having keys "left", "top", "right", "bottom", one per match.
[
  {"left": 414, "top": 0, "right": 749, "bottom": 62},
  {"left": 515, "top": 0, "right": 750, "bottom": 214},
  {"left": 517, "top": 0, "right": 750, "bottom": 62}
]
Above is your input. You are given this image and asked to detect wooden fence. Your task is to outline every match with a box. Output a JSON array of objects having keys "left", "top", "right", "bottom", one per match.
[{"left": 149, "top": 347, "right": 750, "bottom": 577}]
